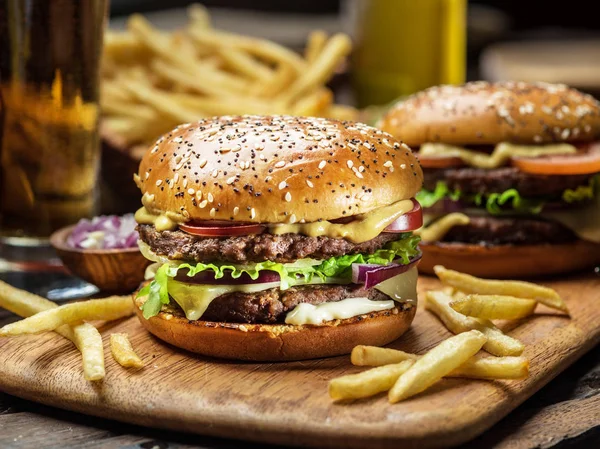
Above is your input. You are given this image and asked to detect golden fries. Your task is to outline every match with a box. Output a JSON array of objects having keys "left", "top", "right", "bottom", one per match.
[
  {"left": 448, "top": 355, "right": 529, "bottom": 380},
  {"left": 351, "top": 345, "right": 529, "bottom": 379},
  {"left": 388, "top": 330, "right": 487, "bottom": 403},
  {"left": 351, "top": 345, "right": 419, "bottom": 366},
  {"left": 426, "top": 291, "right": 525, "bottom": 356},
  {"left": 110, "top": 333, "right": 144, "bottom": 369},
  {"left": 74, "top": 323, "right": 105, "bottom": 381},
  {"left": 0, "top": 296, "right": 133, "bottom": 336},
  {"left": 434, "top": 266, "right": 569, "bottom": 313},
  {"left": 0, "top": 280, "right": 122, "bottom": 381},
  {"left": 329, "top": 360, "right": 414, "bottom": 401},
  {"left": 450, "top": 295, "right": 537, "bottom": 320},
  {"left": 102, "top": 8, "right": 357, "bottom": 147}
]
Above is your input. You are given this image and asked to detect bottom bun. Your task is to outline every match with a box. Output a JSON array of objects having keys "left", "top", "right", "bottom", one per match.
[
  {"left": 419, "top": 239, "right": 600, "bottom": 279},
  {"left": 133, "top": 295, "right": 416, "bottom": 361}
]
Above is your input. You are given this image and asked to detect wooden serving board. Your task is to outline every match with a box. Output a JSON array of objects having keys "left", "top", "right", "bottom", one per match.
[{"left": 0, "top": 274, "right": 599, "bottom": 449}]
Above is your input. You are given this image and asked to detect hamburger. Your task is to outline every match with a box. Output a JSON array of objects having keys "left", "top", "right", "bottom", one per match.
[
  {"left": 132, "top": 115, "right": 424, "bottom": 361},
  {"left": 379, "top": 81, "right": 600, "bottom": 278}
]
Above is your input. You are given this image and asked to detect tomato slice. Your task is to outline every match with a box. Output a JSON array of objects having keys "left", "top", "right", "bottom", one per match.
[
  {"left": 383, "top": 199, "right": 423, "bottom": 233},
  {"left": 512, "top": 142, "right": 600, "bottom": 175},
  {"left": 417, "top": 154, "right": 464, "bottom": 169},
  {"left": 179, "top": 223, "right": 266, "bottom": 237}
]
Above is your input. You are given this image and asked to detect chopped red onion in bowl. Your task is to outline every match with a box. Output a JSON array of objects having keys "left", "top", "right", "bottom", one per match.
[{"left": 67, "top": 214, "right": 138, "bottom": 250}]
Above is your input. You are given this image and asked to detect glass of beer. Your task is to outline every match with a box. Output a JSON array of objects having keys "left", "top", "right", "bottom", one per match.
[{"left": 0, "top": 0, "right": 108, "bottom": 246}]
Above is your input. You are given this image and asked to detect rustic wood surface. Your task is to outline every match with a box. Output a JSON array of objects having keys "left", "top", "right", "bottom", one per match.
[{"left": 0, "top": 273, "right": 598, "bottom": 448}]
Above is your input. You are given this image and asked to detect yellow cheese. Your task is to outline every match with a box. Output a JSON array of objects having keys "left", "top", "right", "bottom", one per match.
[
  {"left": 373, "top": 267, "right": 419, "bottom": 305},
  {"left": 285, "top": 297, "right": 395, "bottom": 325},
  {"left": 541, "top": 196, "right": 600, "bottom": 243},
  {"left": 419, "top": 142, "right": 577, "bottom": 169},
  {"left": 269, "top": 199, "right": 414, "bottom": 243},
  {"left": 168, "top": 280, "right": 280, "bottom": 320},
  {"left": 415, "top": 213, "right": 470, "bottom": 242}
]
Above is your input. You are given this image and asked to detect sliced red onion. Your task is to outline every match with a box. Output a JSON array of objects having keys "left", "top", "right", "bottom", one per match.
[
  {"left": 352, "top": 255, "right": 422, "bottom": 289},
  {"left": 423, "top": 198, "right": 467, "bottom": 215},
  {"left": 175, "top": 269, "right": 281, "bottom": 285},
  {"left": 68, "top": 214, "right": 138, "bottom": 250}
]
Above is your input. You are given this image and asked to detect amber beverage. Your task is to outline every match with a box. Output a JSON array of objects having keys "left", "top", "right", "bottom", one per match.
[{"left": 0, "top": 0, "right": 107, "bottom": 243}]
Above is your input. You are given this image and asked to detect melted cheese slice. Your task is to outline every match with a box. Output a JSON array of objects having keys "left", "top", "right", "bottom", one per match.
[
  {"left": 415, "top": 213, "right": 470, "bottom": 242},
  {"left": 285, "top": 297, "right": 395, "bottom": 325},
  {"left": 268, "top": 199, "right": 414, "bottom": 243},
  {"left": 541, "top": 197, "right": 600, "bottom": 243},
  {"left": 419, "top": 142, "right": 577, "bottom": 169},
  {"left": 168, "top": 280, "right": 280, "bottom": 320},
  {"left": 372, "top": 267, "right": 419, "bottom": 305}
]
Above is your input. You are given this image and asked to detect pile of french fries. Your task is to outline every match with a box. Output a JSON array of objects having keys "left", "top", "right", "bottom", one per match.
[
  {"left": 102, "top": 4, "right": 357, "bottom": 147},
  {"left": 0, "top": 281, "right": 144, "bottom": 381},
  {"left": 329, "top": 265, "right": 570, "bottom": 403}
]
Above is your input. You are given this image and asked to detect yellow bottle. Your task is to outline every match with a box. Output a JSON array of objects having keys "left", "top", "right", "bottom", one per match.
[{"left": 351, "top": 0, "right": 467, "bottom": 107}]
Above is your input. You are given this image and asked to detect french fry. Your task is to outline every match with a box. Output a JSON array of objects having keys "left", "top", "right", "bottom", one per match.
[
  {"left": 187, "top": 27, "right": 307, "bottom": 74},
  {"left": 351, "top": 345, "right": 528, "bottom": 379},
  {"left": 448, "top": 355, "right": 529, "bottom": 380},
  {"left": 305, "top": 30, "right": 328, "bottom": 63},
  {"left": 291, "top": 88, "right": 332, "bottom": 117},
  {"left": 426, "top": 291, "right": 525, "bottom": 356},
  {"left": 110, "top": 333, "right": 144, "bottom": 369},
  {"left": 187, "top": 3, "right": 211, "bottom": 29},
  {"left": 434, "top": 265, "right": 568, "bottom": 313},
  {"left": 388, "top": 330, "right": 487, "bottom": 403},
  {"left": 329, "top": 360, "right": 414, "bottom": 401},
  {"left": 351, "top": 345, "right": 418, "bottom": 366},
  {"left": 150, "top": 60, "right": 237, "bottom": 98},
  {"left": 450, "top": 295, "right": 537, "bottom": 320},
  {"left": 279, "top": 33, "right": 352, "bottom": 104},
  {"left": 0, "top": 296, "right": 133, "bottom": 336},
  {"left": 323, "top": 104, "right": 360, "bottom": 122},
  {"left": 0, "top": 280, "right": 106, "bottom": 381},
  {"left": 74, "top": 323, "right": 105, "bottom": 381},
  {"left": 219, "top": 46, "right": 274, "bottom": 82}
]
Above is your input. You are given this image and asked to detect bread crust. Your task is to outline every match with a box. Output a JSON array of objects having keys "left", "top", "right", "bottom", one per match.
[
  {"left": 379, "top": 81, "right": 600, "bottom": 146},
  {"left": 133, "top": 294, "right": 416, "bottom": 361},
  {"left": 419, "top": 240, "right": 600, "bottom": 279},
  {"left": 136, "top": 115, "right": 423, "bottom": 224}
]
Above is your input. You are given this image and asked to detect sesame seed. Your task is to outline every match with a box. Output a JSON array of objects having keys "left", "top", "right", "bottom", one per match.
[
  {"left": 155, "top": 180, "right": 162, "bottom": 186},
  {"left": 199, "top": 159, "right": 207, "bottom": 168},
  {"left": 318, "top": 160, "right": 326, "bottom": 169},
  {"left": 561, "top": 129, "right": 570, "bottom": 139},
  {"left": 199, "top": 200, "right": 208, "bottom": 208},
  {"left": 226, "top": 176, "right": 236, "bottom": 185},
  {"left": 533, "top": 135, "right": 543, "bottom": 143},
  {"left": 346, "top": 160, "right": 354, "bottom": 169},
  {"left": 196, "top": 191, "right": 203, "bottom": 201},
  {"left": 210, "top": 208, "right": 216, "bottom": 217},
  {"left": 211, "top": 169, "right": 219, "bottom": 177},
  {"left": 306, "top": 180, "right": 314, "bottom": 188},
  {"left": 250, "top": 208, "right": 256, "bottom": 219},
  {"left": 183, "top": 179, "right": 188, "bottom": 188},
  {"left": 145, "top": 172, "right": 149, "bottom": 179},
  {"left": 400, "top": 143, "right": 411, "bottom": 151},
  {"left": 220, "top": 147, "right": 231, "bottom": 153},
  {"left": 384, "top": 160, "right": 393, "bottom": 167},
  {"left": 255, "top": 143, "right": 264, "bottom": 150},
  {"left": 289, "top": 214, "right": 297, "bottom": 223},
  {"left": 207, "top": 192, "right": 214, "bottom": 203},
  {"left": 359, "top": 166, "right": 365, "bottom": 172},
  {"left": 174, "top": 173, "right": 180, "bottom": 183},
  {"left": 285, "top": 192, "right": 292, "bottom": 202},
  {"left": 233, "top": 206, "right": 239, "bottom": 216},
  {"left": 400, "top": 163, "right": 406, "bottom": 169},
  {"left": 188, "top": 188, "right": 195, "bottom": 195},
  {"left": 278, "top": 181, "right": 287, "bottom": 190},
  {"left": 355, "top": 171, "right": 364, "bottom": 179},
  {"left": 232, "top": 144, "right": 242, "bottom": 152},
  {"left": 363, "top": 142, "right": 371, "bottom": 149},
  {"left": 274, "top": 161, "right": 286, "bottom": 168}
]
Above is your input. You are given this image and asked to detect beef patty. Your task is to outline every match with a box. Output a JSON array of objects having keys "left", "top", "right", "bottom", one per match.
[
  {"left": 138, "top": 224, "right": 402, "bottom": 264},
  {"left": 437, "top": 215, "right": 576, "bottom": 246},
  {"left": 163, "top": 283, "right": 402, "bottom": 324},
  {"left": 423, "top": 167, "right": 592, "bottom": 198}
]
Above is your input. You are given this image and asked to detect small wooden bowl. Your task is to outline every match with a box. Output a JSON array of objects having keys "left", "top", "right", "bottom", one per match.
[{"left": 50, "top": 225, "right": 151, "bottom": 293}]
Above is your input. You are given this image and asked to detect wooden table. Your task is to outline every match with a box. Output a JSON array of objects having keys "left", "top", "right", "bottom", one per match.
[{"left": 0, "top": 275, "right": 598, "bottom": 448}]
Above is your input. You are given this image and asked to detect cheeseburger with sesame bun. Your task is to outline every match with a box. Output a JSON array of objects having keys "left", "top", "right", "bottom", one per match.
[
  {"left": 133, "top": 115, "right": 424, "bottom": 361},
  {"left": 379, "top": 81, "right": 600, "bottom": 278}
]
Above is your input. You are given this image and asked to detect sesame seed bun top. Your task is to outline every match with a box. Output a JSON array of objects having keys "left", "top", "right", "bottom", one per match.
[
  {"left": 378, "top": 81, "right": 600, "bottom": 146},
  {"left": 135, "top": 115, "right": 423, "bottom": 224}
]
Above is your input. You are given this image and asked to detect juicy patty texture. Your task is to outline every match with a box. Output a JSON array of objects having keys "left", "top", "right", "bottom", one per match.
[
  {"left": 423, "top": 167, "right": 593, "bottom": 198},
  {"left": 138, "top": 224, "right": 400, "bottom": 264},
  {"left": 163, "top": 283, "right": 403, "bottom": 324},
  {"left": 437, "top": 215, "right": 576, "bottom": 246}
]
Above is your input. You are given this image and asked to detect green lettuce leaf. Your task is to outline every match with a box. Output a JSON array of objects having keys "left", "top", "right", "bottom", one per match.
[
  {"left": 138, "top": 233, "right": 420, "bottom": 319},
  {"left": 419, "top": 179, "right": 598, "bottom": 215}
]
